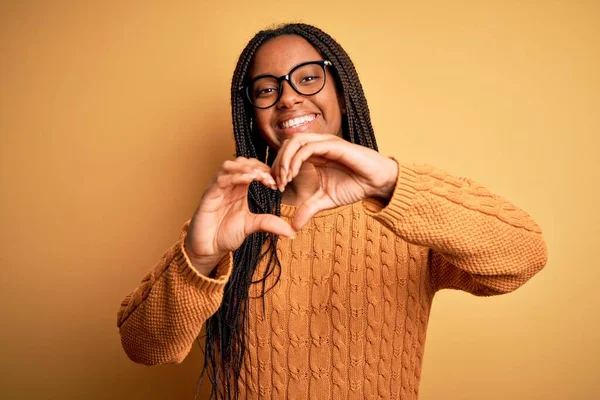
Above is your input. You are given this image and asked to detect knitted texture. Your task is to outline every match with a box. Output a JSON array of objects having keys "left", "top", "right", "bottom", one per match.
[{"left": 117, "top": 162, "right": 547, "bottom": 399}]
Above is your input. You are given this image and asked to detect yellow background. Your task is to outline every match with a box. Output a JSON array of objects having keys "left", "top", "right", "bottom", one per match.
[{"left": 1, "top": 1, "right": 598, "bottom": 399}]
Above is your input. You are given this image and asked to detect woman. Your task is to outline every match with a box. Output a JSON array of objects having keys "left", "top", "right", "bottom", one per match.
[{"left": 117, "top": 23, "right": 547, "bottom": 400}]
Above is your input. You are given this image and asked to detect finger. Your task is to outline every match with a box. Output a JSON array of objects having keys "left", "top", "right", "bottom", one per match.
[
  {"left": 219, "top": 159, "right": 276, "bottom": 189},
  {"left": 216, "top": 171, "right": 276, "bottom": 190},
  {"left": 243, "top": 157, "right": 272, "bottom": 172},
  {"left": 289, "top": 140, "right": 345, "bottom": 181},
  {"left": 221, "top": 157, "right": 272, "bottom": 176},
  {"left": 219, "top": 160, "right": 254, "bottom": 176},
  {"left": 272, "top": 134, "right": 329, "bottom": 190},
  {"left": 216, "top": 171, "right": 256, "bottom": 189},
  {"left": 291, "top": 190, "right": 335, "bottom": 231},
  {"left": 246, "top": 214, "right": 296, "bottom": 239},
  {"left": 276, "top": 134, "right": 330, "bottom": 184},
  {"left": 270, "top": 140, "right": 291, "bottom": 191},
  {"left": 246, "top": 168, "right": 277, "bottom": 189}
]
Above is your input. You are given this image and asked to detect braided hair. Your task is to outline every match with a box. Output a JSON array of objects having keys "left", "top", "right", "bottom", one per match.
[{"left": 198, "top": 23, "right": 379, "bottom": 400}]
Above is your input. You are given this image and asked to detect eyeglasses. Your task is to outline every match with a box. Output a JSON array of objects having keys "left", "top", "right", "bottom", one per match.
[{"left": 243, "top": 60, "right": 333, "bottom": 109}]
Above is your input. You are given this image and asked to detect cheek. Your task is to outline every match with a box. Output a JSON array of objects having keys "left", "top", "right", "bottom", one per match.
[
  {"left": 320, "top": 83, "right": 343, "bottom": 127},
  {"left": 253, "top": 110, "right": 281, "bottom": 147},
  {"left": 323, "top": 97, "right": 343, "bottom": 131},
  {"left": 254, "top": 111, "right": 272, "bottom": 133},
  {"left": 330, "top": 107, "right": 343, "bottom": 136}
]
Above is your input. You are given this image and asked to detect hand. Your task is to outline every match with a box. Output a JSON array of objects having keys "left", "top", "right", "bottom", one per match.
[
  {"left": 185, "top": 157, "right": 296, "bottom": 275},
  {"left": 271, "top": 133, "right": 399, "bottom": 231}
]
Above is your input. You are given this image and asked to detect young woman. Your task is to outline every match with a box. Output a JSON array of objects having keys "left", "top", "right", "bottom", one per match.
[{"left": 117, "top": 23, "right": 547, "bottom": 400}]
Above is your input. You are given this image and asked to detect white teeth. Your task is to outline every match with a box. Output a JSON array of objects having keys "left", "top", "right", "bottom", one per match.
[{"left": 281, "top": 114, "right": 315, "bottom": 129}]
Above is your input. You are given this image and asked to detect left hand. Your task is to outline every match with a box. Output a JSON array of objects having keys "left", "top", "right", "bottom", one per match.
[{"left": 271, "top": 133, "right": 398, "bottom": 231}]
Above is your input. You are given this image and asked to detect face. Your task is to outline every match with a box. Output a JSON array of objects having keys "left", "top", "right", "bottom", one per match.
[{"left": 248, "top": 35, "right": 344, "bottom": 150}]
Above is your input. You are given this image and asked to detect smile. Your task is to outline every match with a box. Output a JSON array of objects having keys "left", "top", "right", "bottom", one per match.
[{"left": 278, "top": 114, "right": 317, "bottom": 129}]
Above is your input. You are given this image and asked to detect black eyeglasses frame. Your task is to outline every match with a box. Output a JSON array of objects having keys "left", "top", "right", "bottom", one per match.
[{"left": 241, "top": 60, "right": 333, "bottom": 109}]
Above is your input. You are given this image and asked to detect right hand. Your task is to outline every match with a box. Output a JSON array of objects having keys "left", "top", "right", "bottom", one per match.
[{"left": 184, "top": 157, "right": 296, "bottom": 275}]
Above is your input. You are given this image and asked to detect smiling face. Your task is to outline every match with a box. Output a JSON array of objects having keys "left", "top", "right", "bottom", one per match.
[{"left": 248, "top": 35, "right": 344, "bottom": 150}]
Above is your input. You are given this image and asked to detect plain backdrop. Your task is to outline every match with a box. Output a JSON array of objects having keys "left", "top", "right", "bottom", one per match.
[{"left": 0, "top": 1, "right": 598, "bottom": 399}]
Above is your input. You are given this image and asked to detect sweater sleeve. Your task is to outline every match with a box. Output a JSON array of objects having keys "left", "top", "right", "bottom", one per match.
[
  {"left": 366, "top": 160, "right": 548, "bottom": 296},
  {"left": 116, "top": 221, "right": 233, "bottom": 365}
]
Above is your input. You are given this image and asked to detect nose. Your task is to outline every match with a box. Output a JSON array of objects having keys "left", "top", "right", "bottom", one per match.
[{"left": 276, "top": 80, "right": 303, "bottom": 109}]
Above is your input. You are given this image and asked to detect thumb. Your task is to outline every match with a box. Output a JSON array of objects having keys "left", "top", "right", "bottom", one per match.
[
  {"left": 291, "top": 190, "right": 333, "bottom": 231},
  {"left": 246, "top": 213, "right": 297, "bottom": 238}
]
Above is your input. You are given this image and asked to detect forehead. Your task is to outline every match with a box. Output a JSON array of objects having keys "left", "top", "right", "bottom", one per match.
[{"left": 249, "top": 35, "right": 323, "bottom": 78}]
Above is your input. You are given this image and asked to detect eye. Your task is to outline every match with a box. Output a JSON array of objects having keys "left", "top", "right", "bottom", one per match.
[
  {"left": 255, "top": 87, "right": 278, "bottom": 98},
  {"left": 301, "top": 75, "right": 319, "bottom": 83}
]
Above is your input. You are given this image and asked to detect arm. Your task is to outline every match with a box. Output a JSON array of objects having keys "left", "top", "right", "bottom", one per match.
[
  {"left": 117, "top": 222, "right": 233, "bottom": 365},
  {"left": 117, "top": 157, "right": 294, "bottom": 365},
  {"left": 268, "top": 135, "right": 546, "bottom": 295},
  {"left": 367, "top": 161, "right": 548, "bottom": 295}
]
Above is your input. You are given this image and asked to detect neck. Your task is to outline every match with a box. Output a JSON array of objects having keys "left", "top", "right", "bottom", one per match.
[{"left": 280, "top": 162, "right": 320, "bottom": 206}]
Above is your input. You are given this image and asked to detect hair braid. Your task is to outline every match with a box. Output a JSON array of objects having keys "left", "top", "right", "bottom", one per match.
[{"left": 198, "top": 23, "right": 378, "bottom": 400}]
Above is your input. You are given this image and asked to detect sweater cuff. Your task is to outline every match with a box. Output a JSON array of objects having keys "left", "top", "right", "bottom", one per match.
[
  {"left": 365, "top": 159, "right": 420, "bottom": 227},
  {"left": 173, "top": 242, "right": 233, "bottom": 292}
]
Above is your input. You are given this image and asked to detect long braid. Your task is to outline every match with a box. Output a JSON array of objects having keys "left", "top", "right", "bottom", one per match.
[{"left": 199, "top": 23, "right": 378, "bottom": 400}]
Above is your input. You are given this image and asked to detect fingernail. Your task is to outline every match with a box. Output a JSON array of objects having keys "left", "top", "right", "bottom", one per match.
[{"left": 262, "top": 172, "right": 276, "bottom": 185}]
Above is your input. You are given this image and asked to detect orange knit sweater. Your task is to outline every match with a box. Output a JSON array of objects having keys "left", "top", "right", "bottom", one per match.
[{"left": 117, "top": 162, "right": 547, "bottom": 400}]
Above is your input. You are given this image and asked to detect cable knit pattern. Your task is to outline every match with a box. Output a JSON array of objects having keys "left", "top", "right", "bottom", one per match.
[
  {"left": 363, "top": 216, "right": 380, "bottom": 399},
  {"left": 117, "top": 161, "right": 548, "bottom": 399},
  {"left": 348, "top": 204, "right": 365, "bottom": 399},
  {"left": 377, "top": 229, "right": 395, "bottom": 399},
  {"left": 331, "top": 213, "right": 349, "bottom": 399},
  {"left": 270, "top": 246, "right": 289, "bottom": 398}
]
